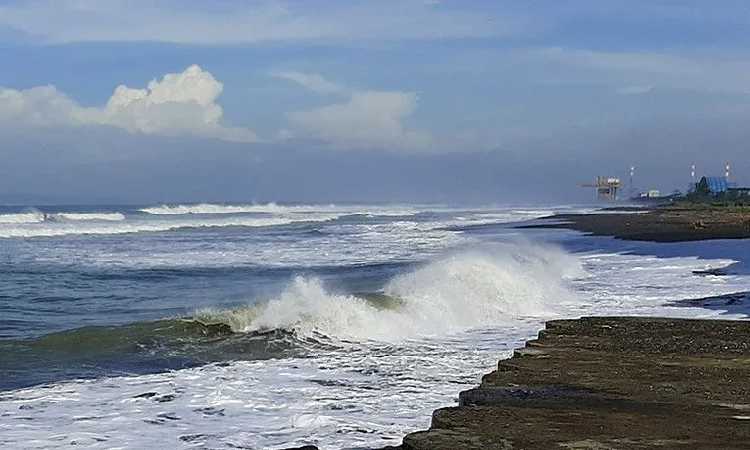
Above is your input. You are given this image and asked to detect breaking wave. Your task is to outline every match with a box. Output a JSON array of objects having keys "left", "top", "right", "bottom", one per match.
[
  {"left": 0, "top": 212, "right": 45, "bottom": 224},
  {"left": 139, "top": 203, "right": 328, "bottom": 215},
  {"left": 0, "top": 211, "right": 124, "bottom": 225},
  {"left": 48, "top": 212, "right": 126, "bottom": 221},
  {"left": 0, "top": 215, "right": 337, "bottom": 238},
  {"left": 198, "top": 242, "right": 582, "bottom": 341},
  {"left": 139, "top": 202, "right": 422, "bottom": 217}
]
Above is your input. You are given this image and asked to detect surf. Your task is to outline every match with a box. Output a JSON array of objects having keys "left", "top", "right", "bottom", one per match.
[
  {"left": 0, "top": 211, "right": 45, "bottom": 224},
  {"left": 0, "top": 214, "right": 336, "bottom": 238},
  {"left": 0, "top": 319, "right": 318, "bottom": 391},
  {"left": 199, "top": 242, "right": 582, "bottom": 341},
  {"left": 139, "top": 202, "right": 328, "bottom": 215},
  {"left": 48, "top": 212, "right": 125, "bottom": 221}
]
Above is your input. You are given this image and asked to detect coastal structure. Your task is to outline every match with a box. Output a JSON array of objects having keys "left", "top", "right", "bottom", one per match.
[
  {"left": 580, "top": 176, "right": 622, "bottom": 201},
  {"left": 695, "top": 176, "right": 730, "bottom": 195},
  {"left": 691, "top": 174, "right": 750, "bottom": 202}
]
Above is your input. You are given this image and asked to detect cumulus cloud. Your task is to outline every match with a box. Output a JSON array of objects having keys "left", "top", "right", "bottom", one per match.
[
  {"left": 0, "top": 65, "right": 256, "bottom": 142},
  {"left": 0, "top": 85, "right": 83, "bottom": 126},
  {"left": 288, "top": 90, "right": 432, "bottom": 151}
]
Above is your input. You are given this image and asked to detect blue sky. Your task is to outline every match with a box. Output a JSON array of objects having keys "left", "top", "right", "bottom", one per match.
[{"left": 1, "top": 0, "right": 750, "bottom": 203}]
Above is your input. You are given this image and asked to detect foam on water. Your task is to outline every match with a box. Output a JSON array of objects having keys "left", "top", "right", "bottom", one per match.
[
  {"left": 0, "top": 212, "right": 45, "bottom": 224},
  {"left": 139, "top": 202, "right": 420, "bottom": 216},
  {"left": 2, "top": 204, "right": 750, "bottom": 449},
  {"left": 0, "top": 214, "right": 339, "bottom": 238},
  {"left": 0, "top": 211, "right": 125, "bottom": 225},
  {"left": 140, "top": 202, "right": 306, "bottom": 215},
  {"left": 196, "top": 243, "right": 578, "bottom": 341},
  {"left": 1, "top": 243, "right": 748, "bottom": 449},
  {"left": 49, "top": 212, "right": 125, "bottom": 221},
  {"left": 0, "top": 204, "right": 570, "bottom": 240}
]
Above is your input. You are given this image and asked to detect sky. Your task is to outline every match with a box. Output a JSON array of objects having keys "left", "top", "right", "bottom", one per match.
[{"left": 2, "top": 0, "right": 750, "bottom": 204}]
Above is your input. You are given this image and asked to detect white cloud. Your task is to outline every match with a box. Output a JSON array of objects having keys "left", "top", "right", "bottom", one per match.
[
  {"left": 273, "top": 71, "right": 346, "bottom": 95},
  {"left": 0, "top": 0, "right": 525, "bottom": 44},
  {"left": 288, "top": 90, "right": 432, "bottom": 151},
  {"left": 0, "top": 85, "right": 83, "bottom": 127},
  {"left": 0, "top": 65, "right": 257, "bottom": 142}
]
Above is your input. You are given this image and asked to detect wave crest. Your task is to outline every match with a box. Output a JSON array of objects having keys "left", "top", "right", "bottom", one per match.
[
  {"left": 49, "top": 212, "right": 125, "bottom": 222},
  {"left": 0, "top": 212, "right": 45, "bottom": 224},
  {"left": 201, "top": 242, "right": 581, "bottom": 341},
  {"left": 140, "top": 203, "right": 315, "bottom": 215}
]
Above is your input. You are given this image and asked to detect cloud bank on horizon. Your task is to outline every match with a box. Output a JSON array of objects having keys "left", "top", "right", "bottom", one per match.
[{"left": 2, "top": 0, "right": 750, "bottom": 202}]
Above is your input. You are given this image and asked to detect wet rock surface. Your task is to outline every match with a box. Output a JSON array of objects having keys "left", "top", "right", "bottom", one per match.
[
  {"left": 383, "top": 317, "right": 750, "bottom": 449},
  {"left": 521, "top": 206, "right": 750, "bottom": 242}
]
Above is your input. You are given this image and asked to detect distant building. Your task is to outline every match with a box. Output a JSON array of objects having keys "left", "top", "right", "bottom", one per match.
[
  {"left": 692, "top": 176, "right": 750, "bottom": 201},
  {"left": 695, "top": 176, "right": 730, "bottom": 195},
  {"left": 639, "top": 190, "right": 661, "bottom": 198}
]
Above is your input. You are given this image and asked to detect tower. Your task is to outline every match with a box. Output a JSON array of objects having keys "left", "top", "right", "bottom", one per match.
[{"left": 689, "top": 164, "right": 696, "bottom": 193}]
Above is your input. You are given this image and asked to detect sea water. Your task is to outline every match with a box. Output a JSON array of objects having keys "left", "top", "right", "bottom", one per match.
[{"left": 0, "top": 203, "right": 747, "bottom": 449}]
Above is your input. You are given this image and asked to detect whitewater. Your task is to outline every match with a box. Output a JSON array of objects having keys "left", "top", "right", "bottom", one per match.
[{"left": 0, "top": 203, "right": 748, "bottom": 449}]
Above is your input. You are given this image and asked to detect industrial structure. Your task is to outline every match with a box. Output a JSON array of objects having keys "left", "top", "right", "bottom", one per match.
[
  {"left": 580, "top": 162, "right": 748, "bottom": 203},
  {"left": 580, "top": 176, "right": 622, "bottom": 201}
]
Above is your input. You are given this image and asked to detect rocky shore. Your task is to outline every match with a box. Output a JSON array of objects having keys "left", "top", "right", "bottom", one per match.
[
  {"left": 521, "top": 205, "right": 750, "bottom": 242},
  {"left": 383, "top": 317, "right": 750, "bottom": 450}
]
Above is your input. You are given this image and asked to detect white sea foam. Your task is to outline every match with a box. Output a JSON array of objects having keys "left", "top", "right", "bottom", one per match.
[
  {"left": 49, "top": 212, "right": 126, "bottom": 221},
  {"left": 139, "top": 202, "right": 297, "bottom": 215},
  {"left": 199, "top": 243, "right": 579, "bottom": 341},
  {"left": 2, "top": 243, "right": 749, "bottom": 450},
  {"left": 139, "top": 202, "right": 426, "bottom": 218},
  {"left": 0, "top": 211, "right": 125, "bottom": 225},
  {"left": 4, "top": 204, "right": 750, "bottom": 450},
  {"left": 0, "top": 204, "right": 591, "bottom": 240},
  {"left": 0, "top": 212, "right": 44, "bottom": 224},
  {"left": 0, "top": 214, "right": 338, "bottom": 238}
]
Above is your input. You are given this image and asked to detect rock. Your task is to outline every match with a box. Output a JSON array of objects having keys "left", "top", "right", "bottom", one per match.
[
  {"left": 519, "top": 206, "right": 750, "bottom": 242},
  {"left": 382, "top": 317, "right": 750, "bottom": 449}
]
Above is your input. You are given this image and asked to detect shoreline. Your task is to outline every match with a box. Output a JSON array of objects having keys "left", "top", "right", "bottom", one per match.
[
  {"left": 519, "top": 205, "right": 750, "bottom": 242},
  {"left": 379, "top": 316, "right": 750, "bottom": 450},
  {"left": 287, "top": 209, "right": 750, "bottom": 450}
]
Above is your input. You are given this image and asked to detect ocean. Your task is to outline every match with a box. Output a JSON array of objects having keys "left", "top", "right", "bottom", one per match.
[{"left": 0, "top": 203, "right": 748, "bottom": 449}]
